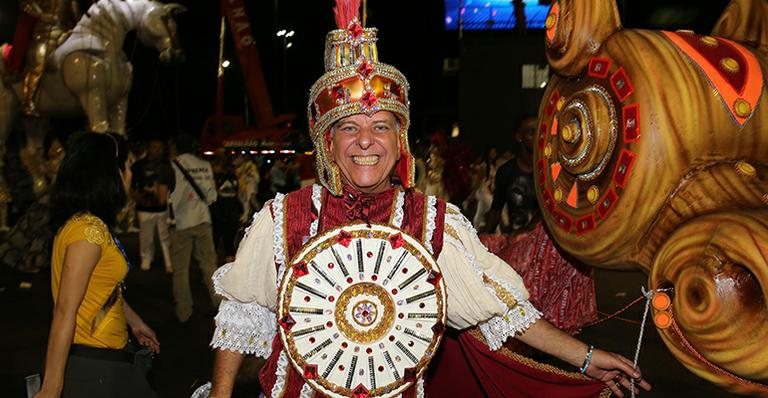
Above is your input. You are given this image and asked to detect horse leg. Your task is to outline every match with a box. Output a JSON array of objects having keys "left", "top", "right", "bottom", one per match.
[
  {"left": 60, "top": 52, "right": 110, "bottom": 133},
  {"left": 109, "top": 95, "right": 128, "bottom": 136}
]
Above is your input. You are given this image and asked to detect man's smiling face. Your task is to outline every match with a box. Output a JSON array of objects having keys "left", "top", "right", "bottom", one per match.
[{"left": 329, "top": 111, "right": 401, "bottom": 193}]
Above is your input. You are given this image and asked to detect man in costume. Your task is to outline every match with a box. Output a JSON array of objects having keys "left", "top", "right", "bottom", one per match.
[{"left": 205, "top": 1, "right": 651, "bottom": 397}]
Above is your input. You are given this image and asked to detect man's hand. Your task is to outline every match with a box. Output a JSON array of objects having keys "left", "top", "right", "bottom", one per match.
[{"left": 585, "top": 349, "right": 652, "bottom": 397}]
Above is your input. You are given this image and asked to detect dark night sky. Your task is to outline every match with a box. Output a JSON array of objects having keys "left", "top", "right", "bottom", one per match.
[
  {"left": 0, "top": 0, "right": 729, "bottom": 143},
  {"left": 0, "top": 0, "right": 453, "bottom": 141}
]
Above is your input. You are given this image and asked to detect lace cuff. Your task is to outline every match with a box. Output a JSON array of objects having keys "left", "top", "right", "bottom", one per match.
[
  {"left": 479, "top": 299, "right": 542, "bottom": 351},
  {"left": 191, "top": 382, "right": 211, "bottom": 398},
  {"left": 210, "top": 299, "right": 276, "bottom": 358}
]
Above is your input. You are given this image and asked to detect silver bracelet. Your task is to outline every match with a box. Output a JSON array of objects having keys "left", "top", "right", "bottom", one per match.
[{"left": 579, "top": 345, "right": 594, "bottom": 374}]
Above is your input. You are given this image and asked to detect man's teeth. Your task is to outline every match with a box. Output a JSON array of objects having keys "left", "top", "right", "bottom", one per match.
[{"left": 352, "top": 155, "right": 380, "bottom": 165}]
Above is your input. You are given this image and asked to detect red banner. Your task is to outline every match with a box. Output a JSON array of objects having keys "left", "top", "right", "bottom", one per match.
[{"left": 220, "top": 0, "right": 275, "bottom": 128}]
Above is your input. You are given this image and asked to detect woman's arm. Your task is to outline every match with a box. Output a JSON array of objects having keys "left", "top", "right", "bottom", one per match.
[
  {"left": 34, "top": 240, "right": 101, "bottom": 398},
  {"left": 517, "top": 319, "right": 652, "bottom": 397},
  {"left": 123, "top": 301, "right": 160, "bottom": 353}
]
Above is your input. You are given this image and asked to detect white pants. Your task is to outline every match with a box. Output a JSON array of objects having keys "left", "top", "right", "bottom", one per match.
[{"left": 137, "top": 210, "right": 172, "bottom": 270}]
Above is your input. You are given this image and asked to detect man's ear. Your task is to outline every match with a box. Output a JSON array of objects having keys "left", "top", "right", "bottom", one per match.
[{"left": 325, "top": 129, "right": 335, "bottom": 155}]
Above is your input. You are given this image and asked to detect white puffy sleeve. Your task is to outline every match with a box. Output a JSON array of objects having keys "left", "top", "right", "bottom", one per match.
[
  {"left": 438, "top": 204, "right": 542, "bottom": 350},
  {"left": 210, "top": 204, "right": 278, "bottom": 358}
]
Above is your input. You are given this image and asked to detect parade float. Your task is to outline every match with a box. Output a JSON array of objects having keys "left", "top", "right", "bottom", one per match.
[{"left": 535, "top": 0, "right": 768, "bottom": 395}]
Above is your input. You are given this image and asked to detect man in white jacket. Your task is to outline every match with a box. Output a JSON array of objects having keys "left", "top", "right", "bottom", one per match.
[{"left": 169, "top": 133, "right": 219, "bottom": 322}]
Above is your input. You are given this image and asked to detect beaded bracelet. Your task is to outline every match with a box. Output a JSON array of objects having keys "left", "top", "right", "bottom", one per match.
[{"left": 580, "top": 345, "right": 595, "bottom": 374}]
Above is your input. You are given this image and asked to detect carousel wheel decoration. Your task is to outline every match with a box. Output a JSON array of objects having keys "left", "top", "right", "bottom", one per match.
[
  {"left": 277, "top": 223, "right": 447, "bottom": 398},
  {"left": 536, "top": 56, "right": 639, "bottom": 236}
]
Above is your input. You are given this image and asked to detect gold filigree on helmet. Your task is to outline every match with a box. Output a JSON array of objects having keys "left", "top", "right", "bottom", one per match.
[{"left": 308, "top": 4, "right": 414, "bottom": 196}]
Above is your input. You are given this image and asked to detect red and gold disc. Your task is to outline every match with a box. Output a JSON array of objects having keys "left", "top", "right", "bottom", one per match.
[{"left": 277, "top": 223, "right": 447, "bottom": 398}]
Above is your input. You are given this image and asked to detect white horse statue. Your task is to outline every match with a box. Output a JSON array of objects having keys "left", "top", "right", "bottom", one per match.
[{"left": 0, "top": 0, "right": 186, "bottom": 141}]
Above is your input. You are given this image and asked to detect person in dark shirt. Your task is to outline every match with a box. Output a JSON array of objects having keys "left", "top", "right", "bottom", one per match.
[
  {"left": 480, "top": 116, "right": 599, "bottom": 339},
  {"left": 485, "top": 116, "right": 538, "bottom": 233},
  {"left": 130, "top": 138, "right": 174, "bottom": 272},
  {"left": 210, "top": 153, "right": 242, "bottom": 262}
]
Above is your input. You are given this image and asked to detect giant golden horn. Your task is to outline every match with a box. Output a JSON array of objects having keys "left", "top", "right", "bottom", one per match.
[
  {"left": 650, "top": 211, "right": 768, "bottom": 395},
  {"left": 712, "top": 0, "right": 768, "bottom": 53},
  {"left": 544, "top": 0, "right": 622, "bottom": 76}
]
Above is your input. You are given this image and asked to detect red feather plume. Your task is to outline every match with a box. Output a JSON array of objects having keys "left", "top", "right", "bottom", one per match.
[{"left": 334, "top": 0, "right": 362, "bottom": 29}]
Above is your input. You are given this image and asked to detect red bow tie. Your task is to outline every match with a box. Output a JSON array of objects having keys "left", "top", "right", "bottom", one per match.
[{"left": 342, "top": 186, "right": 376, "bottom": 223}]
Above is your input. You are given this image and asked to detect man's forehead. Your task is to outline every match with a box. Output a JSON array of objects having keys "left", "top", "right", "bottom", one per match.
[{"left": 337, "top": 111, "right": 397, "bottom": 124}]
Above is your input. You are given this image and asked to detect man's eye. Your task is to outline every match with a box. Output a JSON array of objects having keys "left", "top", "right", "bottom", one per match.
[{"left": 374, "top": 125, "right": 391, "bottom": 132}]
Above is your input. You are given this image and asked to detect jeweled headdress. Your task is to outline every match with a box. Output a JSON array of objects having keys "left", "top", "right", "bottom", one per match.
[{"left": 308, "top": 0, "right": 414, "bottom": 196}]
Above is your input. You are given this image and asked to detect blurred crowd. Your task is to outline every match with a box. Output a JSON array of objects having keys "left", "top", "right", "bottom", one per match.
[{"left": 0, "top": 114, "right": 543, "bottom": 278}]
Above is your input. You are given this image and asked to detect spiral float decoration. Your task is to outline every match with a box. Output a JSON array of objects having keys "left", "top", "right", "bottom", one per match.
[
  {"left": 649, "top": 212, "right": 768, "bottom": 396},
  {"left": 535, "top": 55, "right": 642, "bottom": 263},
  {"left": 536, "top": 0, "right": 768, "bottom": 394}
]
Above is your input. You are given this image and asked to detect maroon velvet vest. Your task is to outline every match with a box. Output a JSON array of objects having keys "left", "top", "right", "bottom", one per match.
[{"left": 259, "top": 185, "right": 447, "bottom": 398}]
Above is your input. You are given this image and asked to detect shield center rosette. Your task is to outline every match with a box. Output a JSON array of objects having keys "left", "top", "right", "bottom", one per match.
[{"left": 335, "top": 283, "right": 394, "bottom": 343}]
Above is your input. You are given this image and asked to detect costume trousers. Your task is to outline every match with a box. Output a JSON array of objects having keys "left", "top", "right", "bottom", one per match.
[
  {"left": 61, "top": 354, "right": 158, "bottom": 398},
  {"left": 137, "top": 210, "right": 172, "bottom": 271},
  {"left": 169, "top": 222, "right": 218, "bottom": 321}
]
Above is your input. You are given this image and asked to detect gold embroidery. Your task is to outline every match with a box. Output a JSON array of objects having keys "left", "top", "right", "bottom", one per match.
[
  {"left": 83, "top": 225, "right": 106, "bottom": 245},
  {"left": 482, "top": 274, "right": 518, "bottom": 309},
  {"left": 71, "top": 213, "right": 110, "bottom": 246},
  {"left": 445, "top": 224, "right": 460, "bottom": 241}
]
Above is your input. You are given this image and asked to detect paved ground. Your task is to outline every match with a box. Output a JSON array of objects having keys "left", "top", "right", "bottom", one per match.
[{"left": 0, "top": 232, "right": 737, "bottom": 397}]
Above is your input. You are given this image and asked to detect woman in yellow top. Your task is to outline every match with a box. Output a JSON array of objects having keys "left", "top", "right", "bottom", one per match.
[{"left": 35, "top": 133, "right": 160, "bottom": 398}]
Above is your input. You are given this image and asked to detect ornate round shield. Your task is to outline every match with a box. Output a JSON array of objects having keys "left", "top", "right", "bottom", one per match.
[{"left": 277, "top": 223, "right": 447, "bottom": 398}]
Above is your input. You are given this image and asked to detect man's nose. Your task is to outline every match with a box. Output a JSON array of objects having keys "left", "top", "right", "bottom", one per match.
[{"left": 356, "top": 127, "right": 373, "bottom": 149}]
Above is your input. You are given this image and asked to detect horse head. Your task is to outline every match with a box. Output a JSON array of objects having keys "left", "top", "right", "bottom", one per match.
[{"left": 137, "top": 1, "right": 186, "bottom": 64}]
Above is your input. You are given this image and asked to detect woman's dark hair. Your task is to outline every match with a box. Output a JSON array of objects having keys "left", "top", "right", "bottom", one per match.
[{"left": 50, "top": 132, "right": 130, "bottom": 231}]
